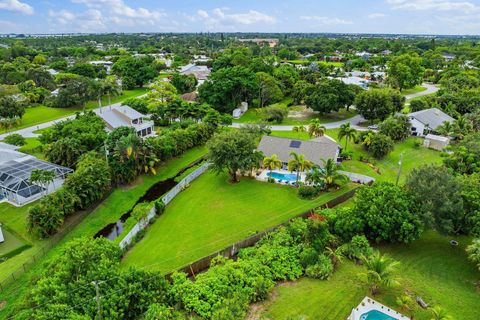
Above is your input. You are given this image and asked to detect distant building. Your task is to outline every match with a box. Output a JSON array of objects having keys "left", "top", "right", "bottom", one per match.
[
  {"left": 238, "top": 38, "right": 279, "bottom": 47},
  {"left": 355, "top": 51, "right": 372, "bottom": 60},
  {"left": 96, "top": 105, "right": 155, "bottom": 137},
  {"left": 90, "top": 60, "right": 114, "bottom": 74},
  {"left": 232, "top": 102, "right": 248, "bottom": 119},
  {"left": 442, "top": 53, "right": 456, "bottom": 61},
  {"left": 180, "top": 92, "right": 198, "bottom": 103},
  {"left": 381, "top": 50, "right": 392, "bottom": 55},
  {"left": 179, "top": 64, "right": 211, "bottom": 85},
  {"left": 257, "top": 135, "right": 341, "bottom": 168},
  {"left": 336, "top": 76, "right": 369, "bottom": 89},
  {"left": 408, "top": 108, "right": 454, "bottom": 136},
  {"left": 423, "top": 134, "right": 450, "bottom": 151},
  {"left": 47, "top": 69, "right": 59, "bottom": 76},
  {"left": 0, "top": 147, "right": 73, "bottom": 206}
]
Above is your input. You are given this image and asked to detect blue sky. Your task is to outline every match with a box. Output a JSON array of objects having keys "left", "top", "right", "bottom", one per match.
[{"left": 0, "top": 0, "right": 479, "bottom": 35}]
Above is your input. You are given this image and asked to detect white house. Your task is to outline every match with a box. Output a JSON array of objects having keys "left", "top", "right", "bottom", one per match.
[
  {"left": 408, "top": 108, "right": 454, "bottom": 137},
  {"left": 232, "top": 102, "right": 248, "bottom": 119},
  {"left": 337, "top": 76, "right": 369, "bottom": 89},
  {"left": 179, "top": 64, "right": 211, "bottom": 86},
  {"left": 96, "top": 105, "right": 155, "bottom": 137},
  {"left": 90, "top": 60, "right": 114, "bottom": 74},
  {"left": 423, "top": 134, "right": 450, "bottom": 151},
  {"left": 0, "top": 223, "right": 4, "bottom": 243}
]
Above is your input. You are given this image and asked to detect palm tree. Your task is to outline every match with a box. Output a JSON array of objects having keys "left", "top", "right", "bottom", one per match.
[
  {"left": 429, "top": 306, "right": 452, "bottom": 320},
  {"left": 395, "top": 294, "right": 412, "bottom": 313},
  {"left": 325, "top": 246, "right": 344, "bottom": 270},
  {"left": 30, "top": 169, "right": 56, "bottom": 195},
  {"left": 361, "top": 251, "right": 399, "bottom": 295},
  {"left": 103, "top": 76, "right": 122, "bottom": 106},
  {"left": 293, "top": 125, "right": 306, "bottom": 133},
  {"left": 338, "top": 122, "right": 357, "bottom": 151},
  {"left": 288, "top": 152, "right": 313, "bottom": 185},
  {"left": 437, "top": 121, "right": 454, "bottom": 137},
  {"left": 308, "top": 119, "right": 327, "bottom": 138},
  {"left": 263, "top": 154, "right": 282, "bottom": 175},
  {"left": 307, "top": 159, "right": 348, "bottom": 188},
  {"left": 361, "top": 131, "right": 375, "bottom": 149}
]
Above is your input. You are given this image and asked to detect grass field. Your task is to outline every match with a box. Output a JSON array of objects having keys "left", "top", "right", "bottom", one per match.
[
  {"left": 402, "top": 85, "right": 427, "bottom": 96},
  {"left": 121, "top": 172, "right": 356, "bottom": 273},
  {"left": 0, "top": 227, "right": 28, "bottom": 258},
  {"left": 271, "top": 129, "right": 444, "bottom": 184},
  {"left": 0, "top": 88, "right": 147, "bottom": 134},
  {"left": 257, "top": 231, "right": 479, "bottom": 320},
  {"left": 235, "top": 99, "right": 357, "bottom": 125}
]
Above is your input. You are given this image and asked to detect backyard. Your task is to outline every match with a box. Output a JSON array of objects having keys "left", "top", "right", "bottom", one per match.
[
  {"left": 235, "top": 98, "right": 357, "bottom": 125},
  {"left": 121, "top": 171, "right": 356, "bottom": 273},
  {"left": 255, "top": 231, "right": 479, "bottom": 320},
  {"left": 0, "top": 88, "right": 147, "bottom": 134},
  {"left": 270, "top": 129, "right": 444, "bottom": 184}
]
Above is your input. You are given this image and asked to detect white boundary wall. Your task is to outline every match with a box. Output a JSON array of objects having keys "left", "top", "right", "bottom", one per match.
[{"left": 119, "top": 162, "right": 210, "bottom": 249}]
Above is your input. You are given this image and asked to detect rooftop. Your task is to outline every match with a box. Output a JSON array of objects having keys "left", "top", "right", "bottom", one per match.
[
  {"left": 257, "top": 135, "right": 340, "bottom": 167},
  {"left": 408, "top": 108, "right": 454, "bottom": 130}
]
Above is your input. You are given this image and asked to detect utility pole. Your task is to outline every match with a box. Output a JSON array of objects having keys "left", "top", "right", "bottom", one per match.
[
  {"left": 104, "top": 141, "right": 109, "bottom": 165},
  {"left": 92, "top": 280, "right": 102, "bottom": 320},
  {"left": 396, "top": 152, "right": 405, "bottom": 186}
]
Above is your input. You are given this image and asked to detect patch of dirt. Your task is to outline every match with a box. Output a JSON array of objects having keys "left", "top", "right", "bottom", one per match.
[
  {"left": 288, "top": 106, "right": 318, "bottom": 120},
  {"left": 245, "top": 281, "right": 297, "bottom": 320},
  {"left": 0, "top": 301, "right": 6, "bottom": 311}
]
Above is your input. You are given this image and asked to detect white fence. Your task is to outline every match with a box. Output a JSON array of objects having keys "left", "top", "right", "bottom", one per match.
[{"left": 119, "top": 162, "right": 210, "bottom": 249}]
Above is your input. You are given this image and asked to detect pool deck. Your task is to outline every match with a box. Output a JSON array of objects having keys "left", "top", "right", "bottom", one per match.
[
  {"left": 256, "top": 169, "right": 306, "bottom": 185},
  {"left": 347, "top": 296, "right": 410, "bottom": 320}
]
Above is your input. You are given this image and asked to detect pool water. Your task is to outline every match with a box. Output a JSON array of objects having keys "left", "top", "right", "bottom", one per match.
[
  {"left": 266, "top": 171, "right": 298, "bottom": 182},
  {"left": 360, "top": 310, "right": 398, "bottom": 320}
]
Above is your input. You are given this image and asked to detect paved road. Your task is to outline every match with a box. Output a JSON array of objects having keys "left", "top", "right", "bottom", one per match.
[
  {"left": 404, "top": 83, "right": 439, "bottom": 100},
  {"left": 1, "top": 83, "right": 438, "bottom": 140}
]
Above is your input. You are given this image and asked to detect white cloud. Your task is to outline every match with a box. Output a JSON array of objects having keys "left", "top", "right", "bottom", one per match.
[
  {"left": 71, "top": 0, "right": 166, "bottom": 20},
  {"left": 300, "top": 16, "right": 353, "bottom": 25},
  {"left": 387, "top": 0, "right": 479, "bottom": 12},
  {"left": 0, "top": 0, "right": 34, "bottom": 15},
  {"left": 196, "top": 8, "right": 276, "bottom": 29},
  {"left": 368, "top": 12, "right": 387, "bottom": 18}
]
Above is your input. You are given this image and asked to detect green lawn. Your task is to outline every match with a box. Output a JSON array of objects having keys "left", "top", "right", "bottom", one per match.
[
  {"left": 402, "top": 85, "right": 427, "bottom": 96},
  {"left": 0, "top": 88, "right": 147, "bottom": 134},
  {"left": 0, "top": 227, "right": 29, "bottom": 258},
  {"left": 235, "top": 99, "right": 357, "bottom": 125},
  {"left": 258, "top": 231, "right": 479, "bottom": 320},
  {"left": 270, "top": 130, "right": 444, "bottom": 184},
  {"left": 17, "top": 137, "right": 44, "bottom": 160},
  {"left": 122, "top": 171, "right": 356, "bottom": 273}
]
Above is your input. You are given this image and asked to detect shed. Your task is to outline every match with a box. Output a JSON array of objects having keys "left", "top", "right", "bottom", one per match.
[
  {"left": 0, "top": 224, "right": 4, "bottom": 243},
  {"left": 423, "top": 134, "right": 449, "bottom": 151}
]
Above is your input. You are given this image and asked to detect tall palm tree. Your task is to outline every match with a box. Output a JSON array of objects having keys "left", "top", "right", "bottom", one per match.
[
  {"left": 103, "top": 76, "right": 122, "bottom": 106},
  {"left": 361, "top": 251, "right": 399, "bottom": 295},
  {"left": 338, "top": 122, "right": 357, "bottom": 151},
  {"left": 307, "top": 159, "right": 348, "bottom": 188},
  {"left": 429, "top": 306, "right": 452, "bottom": 320},
  {"left": 288, "top": 152, "right": 313, "bottom": 185},
  {"left": 263, "top": 154, "right": 282, "bottom": 175},
  {"left": 308, "top": 119, "right": 327, "bottom": 138}
]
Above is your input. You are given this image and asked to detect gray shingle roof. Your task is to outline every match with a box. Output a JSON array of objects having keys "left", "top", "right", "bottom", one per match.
[
  {"left": 257, "top": 136, "right": 340, "bottom": 167},
  {"left": 408, "top": 108, "right": 454, "bottom": 130}
]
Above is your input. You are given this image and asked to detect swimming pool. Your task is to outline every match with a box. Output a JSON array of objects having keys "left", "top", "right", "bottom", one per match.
[
  {"left": 266, "top": 171, "right": 297, "bottom": 182},
  {"left": 360, "top": 310, "right": 398, "bottom": 320}
]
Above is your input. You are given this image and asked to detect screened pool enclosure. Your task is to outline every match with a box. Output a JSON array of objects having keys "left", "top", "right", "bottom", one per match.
[{"left": 0, "top": 156, "right": 73, "bottom": 206}]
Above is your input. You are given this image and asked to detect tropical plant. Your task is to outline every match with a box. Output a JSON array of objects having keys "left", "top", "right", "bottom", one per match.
[
  {"left": 30, "top": 169, "right": 56, "bottom": 195},
  {"left": 429, "top": 305, "right": 453, "bottom": 320},
  {"left": 338, "top": 122, "right": 357, "bottom": 151},
  {"left": 466, "top": 239, "right": 480, "bottom": 271},
  {"left": 293, "top": 125, "right": 306, "bottom": 133},
  {"left": 325, "top": 246, "right": 344, "bottom": 270},
  {"left": 306, "top": 159, "right": 348, "bottom": 189},
  {"left": 308, "top": 119, "right": 327, "bottom": 138},
  {"left": 361, "top": 251, "right": 399, "bottom": 295},
  {"left": 288, "top": 152, "right": 313, "bottom": 185},
  {"left": 263, "top": 154, "right": 282, "bottom": 174},
  {"left": 396, "top": 294, "right": 413, "bottom": 313}
]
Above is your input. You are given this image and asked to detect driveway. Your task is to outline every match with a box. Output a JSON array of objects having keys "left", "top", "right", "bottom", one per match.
[{"left": 405, "top": 83, "right": 439, "bottom": 100}]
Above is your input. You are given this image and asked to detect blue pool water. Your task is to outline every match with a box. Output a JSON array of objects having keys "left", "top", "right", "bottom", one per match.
[
  {"left": 266, "top": 171, "right": 297, "bottom": 182},
  {"left": 360, "top": 310, "right": 398, "bottom": 320}
]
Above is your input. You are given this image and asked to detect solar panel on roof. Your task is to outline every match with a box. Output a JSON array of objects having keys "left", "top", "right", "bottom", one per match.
[{"left": 290, "top": 140, "right": 302, "bottom": 148}]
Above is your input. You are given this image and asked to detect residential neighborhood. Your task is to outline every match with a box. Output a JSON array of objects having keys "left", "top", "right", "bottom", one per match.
[{"left": 0, "top": 1, "right": 479, "bottom": 319}]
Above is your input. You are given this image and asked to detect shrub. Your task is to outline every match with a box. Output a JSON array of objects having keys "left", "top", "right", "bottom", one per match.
[
  {"left": 305, "top": 254, "right": 334, "bottom": 280},
  {"left": 262, "top": 105, "right": 288, "bottom": 123},
  {"left": 340, "top": 235, "right": 374, "bottom": 261},
  {"left": 4, "top": 133, "right": 25, "bottom": 146},
  {"left": 369, "top": 133, "right": 394, "bottom": 159},
  {"left": 155, "top": 199, "right": 166, "bottom": 215},
  {"left": 466, "top": 239, "right": 480, "bottom": 272},
  {"left": 378, "top": 115, "right": 411, "bottom": 141},
  {"left": 298, "top": 185, "right": 320, "bottom": 199}
]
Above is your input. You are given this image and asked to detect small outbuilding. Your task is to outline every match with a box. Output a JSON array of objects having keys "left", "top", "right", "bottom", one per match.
[
  {"left": 423, "top": 134, "right": 450, "bottom": 151},
  {"left": 232, "top": 102, "right": 248, "bottom": 119},
  {"left": 0, "top": 223, "right": 4, "bottom": 243}
]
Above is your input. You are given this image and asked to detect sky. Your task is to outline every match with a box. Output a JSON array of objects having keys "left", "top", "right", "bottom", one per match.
[{"left": 0, "top": 0, "right": 479, "bottom": 35}]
